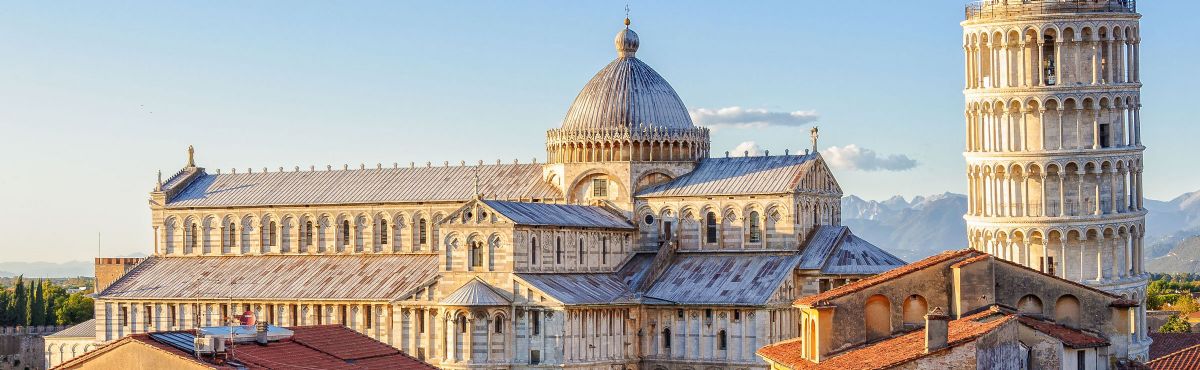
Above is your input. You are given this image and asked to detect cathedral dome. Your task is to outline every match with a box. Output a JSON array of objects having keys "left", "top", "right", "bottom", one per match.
[
  {"left": 558, "top": 22, "right": 695, "bottom": 132},
  {"left": 546, "top": 20, "right": 709, "bottom": 165}
]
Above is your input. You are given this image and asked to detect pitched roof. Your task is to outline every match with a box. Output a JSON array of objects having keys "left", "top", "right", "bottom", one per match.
[
  {"left": 1148, "top": 343, "right": 1200, "bottom": 370},
  {"left": 1017, "top": 316, "right": 1109, "bottom": 348},
  {"left": 636, "top": 154, "right": 821, "bottom": 197},
  {"left": 54, "top": 326, "right": 435, "bottom": 370},
  {"left": 98, "top": 255, "right": 438, "bottom": 301},
  {"left": 165, "top": 163, "right": 561, "bottom": 208},
  {"left": 1149, "top": 333, "right": 1200, "bottom": 360},
  {"left": 440, "top": 278, "right": 511, "bottom": 306},
  {"left": 757, "top": 308, "right": 1015, "bottom": 370},
  {"left": 642, "top": 252, "right": 803, "bottom": 305},
  {"left": 481, "top": 200, "right": 634, "bottom": 229},
  {"left": 516, "top": 273, "right": 637, "bottom": 305},
  {"left": 795, "top": 249, "right": 981, "bottom": 306},
  {"left": 46, "top": 319, "right": 96, "bottom": 338},
  {"left": 798, "top": 226, "right": 906, "bottom": 274}
]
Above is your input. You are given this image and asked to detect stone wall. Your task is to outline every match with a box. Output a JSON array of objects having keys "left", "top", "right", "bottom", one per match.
[{"left": 0, "top": 326, "right": 65, "bottom": 370}]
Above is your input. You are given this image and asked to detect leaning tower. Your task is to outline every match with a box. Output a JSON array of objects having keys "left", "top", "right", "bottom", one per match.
[{"left": 961, "top": 0, "right": 1148, "bottom": 360}]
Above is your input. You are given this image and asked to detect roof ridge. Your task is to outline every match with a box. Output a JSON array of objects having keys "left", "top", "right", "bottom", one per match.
[{"left": 796, "top": 249, "right": 980, "bottom": 306}]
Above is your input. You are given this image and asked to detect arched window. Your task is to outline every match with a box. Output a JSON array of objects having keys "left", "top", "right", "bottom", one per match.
[
  {"left": 268, "top": 221, "right": 278, "bottom": 246},
  {"left": 663, "top": 328, "right": 672, "bottom": 349},
  {"left": 531, "top": 236, "right": 539, "bottom": 265},
  {"left": 342, "top": 220, "right": 351, "bottom": 246},
  {"left": 865, "top": 294, "right": 891, "bottom": 341},
  {"left": 494, "top": 315, "right": 504, "bottom": 333},
  {"left": 1054, "top": 295, "right": 1080, "bottom": 328},
  {"left": 227, "top": 223, "right": 236, "bottom": 247},
  {"left": 578, "top": 238, "right": 584, "bottom": 263},
  {"left": 189, "top": 223, "right": 198, "bottom": 249},
  {"left": 748, "top": 211, "right": 762, "bottom": 243},
  {"left": 1018, "top": 295, "right": 1044, "bottom": 315},
  {"left": 379, "top": 220, "right": 388, "bottom": 245},
  {"left": 458, "top": 315, "right": 467, "bottom": 333},
  {"left": 471, "top": 242, "right": 483, "bottom": 268},
  {"left": 601, "top": 237, "right": 608, "bottom": 264},
  {"left": 902, "top": 294, "right": 928, "bottom": 327},
  {"left": 718, "top": 330, "right": 728, "bottom": 350},
  {"left": 304, "top": 221, "right": 313, "bottom": 246},
  {"left": 556, "top": 237, "right": 563, "bottom": 264},
  {"left": 705, "top": 212, "right": 718, "bottom": 243},
  {"left": 418, "top": 218, "right": 428, "bottom": 245}
]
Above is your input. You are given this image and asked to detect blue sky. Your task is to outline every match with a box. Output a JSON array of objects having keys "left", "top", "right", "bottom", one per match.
[{"left": 1, "top": 1, "right": 1196, "bottom": 262}]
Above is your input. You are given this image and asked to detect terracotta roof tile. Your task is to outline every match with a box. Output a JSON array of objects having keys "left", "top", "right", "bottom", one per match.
[
  {"left": 52, "top": 326, "right": 434, "bottom": 370},
  {"left": 1017, "top": 315, "right": 1109, "bottom": 348},
  {"left": 794, "top": 249, "right": 980, "bottom": 306},
  {"left": 1149, "top": 333, "right": 1200, "bottom": 360},
  {"left": 1147, "top": 343, "right": 1200, "bottom": 370},
  {"left": 757, "top": 309, "right": 1014, "bottom": 369}
]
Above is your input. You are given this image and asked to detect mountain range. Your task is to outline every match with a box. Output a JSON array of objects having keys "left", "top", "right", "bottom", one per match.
[
  {"left": 840, "top": 190, "right": 1200, "bottom": 272},
  {"left": 841, "top": 192, "right": 970, "bottom": 262},
  {"left": 1143, "top": 190, "right": 1200, "bottom": 272}
]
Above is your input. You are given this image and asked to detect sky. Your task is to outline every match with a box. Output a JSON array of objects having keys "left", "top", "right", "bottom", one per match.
[{"left": 1, "top": 1, "right": 1197, "bottom": 263}]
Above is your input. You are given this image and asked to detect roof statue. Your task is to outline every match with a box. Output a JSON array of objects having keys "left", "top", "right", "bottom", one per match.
[
  {"left": 810, "top": 126, "right": 819, "bottom": 153},
  {"left": 186, "top": 145, "right": 195, "bottom": 168}
]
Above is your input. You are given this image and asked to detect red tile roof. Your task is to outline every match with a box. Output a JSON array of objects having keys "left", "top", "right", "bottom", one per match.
[
  {"left": 1149, "top": 333, "right": 1200, "bottom": 360},
  {"left": 1016, "top": 315, "right": 1109, "bottom": 348},
  {"left": 757, "top": 308, "right": 1015, "bottom": 370},
  {"left": 1147, "top": 343, "right": 1200, "bottom": 370},
  {"left": 794, "top": 249, "right": 980, "bottom": 306},
  {"left": 795, "top": 248, "right": 1128, "bottom": 308},
  {"left": 52, "top": 325, "right": 434, "bottom": 370}
]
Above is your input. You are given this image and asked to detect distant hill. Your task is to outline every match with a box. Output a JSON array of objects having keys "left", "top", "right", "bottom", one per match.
[
  {"left": 842, "top": 193, "right": 969, "bottom": 262},
  {"left": 0, "top": 260, "right": 94, "bottom": 278},
  {"left": 0, "top": 252, "right": 149, "bottom": 278},
  {"left": 1145, "top": 190, "right": 1200, "bottom": 273}
]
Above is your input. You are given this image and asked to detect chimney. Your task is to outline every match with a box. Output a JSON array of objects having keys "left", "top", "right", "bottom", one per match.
[
  {"left": 255, "top": 321, "right": 268, "bottom": 346},
  {"left": 924, "top": 307, "right": 950, "bottom": 353}
]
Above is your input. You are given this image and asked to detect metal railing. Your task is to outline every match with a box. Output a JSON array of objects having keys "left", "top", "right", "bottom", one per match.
[{"left": 966, "top": 0, "right": 1136, "bottom": 20}]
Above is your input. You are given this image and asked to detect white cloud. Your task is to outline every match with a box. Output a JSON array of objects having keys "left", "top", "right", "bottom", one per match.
[
  {"left": 690, "top": 106, "right": 819, "bottom": 129},
  {"left": 731, "top": 141, "right": 762, "bottom": 156},
  {"left": 823, "top": 144, "right": 918, "bottom": 172}
]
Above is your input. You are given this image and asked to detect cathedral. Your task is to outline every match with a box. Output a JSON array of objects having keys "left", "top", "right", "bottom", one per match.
[{"left": 89, "top": 19, "right": 905, "bottom": 370}]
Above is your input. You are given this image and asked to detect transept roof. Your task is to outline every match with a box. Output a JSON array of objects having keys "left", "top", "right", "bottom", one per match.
[{"left": 635, "top": 153, "right": 824, "bottom": 197}]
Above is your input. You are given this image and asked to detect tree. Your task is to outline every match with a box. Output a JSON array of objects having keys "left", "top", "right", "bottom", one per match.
[
  {"left": 43, "top": 283, "right": 66, "bottom": 325},
  {"left": 11, "top": 276, "right": 26, "bottom": 326},
  {"left": 54, "top": 294, "right": 94, "bottom": 326},
  {"left": 1160, "top": 314, "right": 1193, "bottom": 333},
  {"left": 29, "top": 279, "right": 45, "bottom": 326},
  {"left": 1174, "top": 294, "right": 1200, "bottom": 316},
  {"left": 0, "top": 290, "right": 9, "bottom": 326}
]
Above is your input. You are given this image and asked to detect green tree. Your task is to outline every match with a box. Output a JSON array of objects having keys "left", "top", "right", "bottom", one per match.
[
  {"left": 29, "top": 280, "right": 45, "bottom": 326},
  {"left": 1160, "top": 314, "right": 1193, "bottom": 333},
  {"left": 1175, "top": 294, "right": 1200, "bottom": 316},
  {"left": 0, "top": 290, "right": 9, "bottom": 326},
  {"left": 43, "top": 283, "right": 66, "bottom": 325},
  {"left": 54, "top": 294, "right": 94, "bottom": 325},
  {"left": 12, "top": 276, "right": 27, "bottom": 326}
]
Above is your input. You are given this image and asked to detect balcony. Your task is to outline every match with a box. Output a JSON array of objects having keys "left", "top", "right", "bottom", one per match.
[{"left": 965, "top": 0, "right": 1136, "bottom": 21}]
